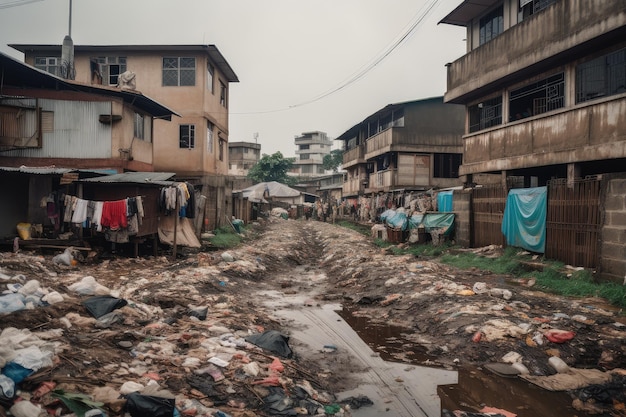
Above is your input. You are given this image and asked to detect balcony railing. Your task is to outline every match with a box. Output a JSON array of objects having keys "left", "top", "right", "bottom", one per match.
[
  {"left": 368, "top": 169, "right": 396, "bottom": 190},
  {"left": 445, "top": 0, "right": 625, "bottom": 102},
  {"left": 460, "top": 95, "right": 626, "bottom": 175},
  {"left": 342, "top": 145, "right": 365, "bottom": 167},
  {"left": 343, "top": 177, "right": 364, "bottom": 195}
]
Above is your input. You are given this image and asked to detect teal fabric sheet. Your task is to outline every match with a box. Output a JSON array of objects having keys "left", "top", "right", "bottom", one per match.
[
  {"left": 437, "top": 190, "right": 454, "bottom": 212},
  {"left": 501, "top": 186, "right": 547, "bottom": 253},
  {"left": 422, "top": 213, "right": 455, "bottom": 236}
]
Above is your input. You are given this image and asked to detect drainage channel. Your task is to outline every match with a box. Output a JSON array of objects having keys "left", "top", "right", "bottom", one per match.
[{"left": 259, "top": 264, "right": 457, "bottom": 417}]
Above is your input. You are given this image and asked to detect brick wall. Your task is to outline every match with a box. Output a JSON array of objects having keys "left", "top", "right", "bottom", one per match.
[
  {"left": 599, "top": 176, "right": 626, "bottom": 283},
  {"left": 452, "top": 189, "right": 472, "bottom": 247}
]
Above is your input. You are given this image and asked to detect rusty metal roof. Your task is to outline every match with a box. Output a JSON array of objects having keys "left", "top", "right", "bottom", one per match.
[{"left": 79, "top": 171, "right": 176, "bottom": 185}]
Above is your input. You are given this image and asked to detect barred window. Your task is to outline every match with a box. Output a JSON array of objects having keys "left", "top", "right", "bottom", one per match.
[
  {"left": 576, "top": 48, "right": 626, "bottom": 103},
  {"left": 163, "top": 57, "right": 196, "bottom": 86},
  {"left": 509, "top": 73, "right": 564, "bottom": 121},
  {"left": 469, "top": 96, "right": 503, "bottom": 133},
  {"left": 180, "top": 125, "right": 195, "bottom": 149}
]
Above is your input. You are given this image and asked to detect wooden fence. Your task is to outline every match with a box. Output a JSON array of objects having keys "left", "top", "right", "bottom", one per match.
[
  {"left": 471, "top": 185, "right": 508, "bottom": 248},
  {"left": 469, "top": 178, "right": 602, "bottom": 268},
  {"left": 545, "top": 178, "right": 601, "bottom": 268}
]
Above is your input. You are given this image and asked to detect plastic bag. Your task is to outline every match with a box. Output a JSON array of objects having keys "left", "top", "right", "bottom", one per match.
[
  {"left": 125, "top": 392, "right": 175, "bottom": 417},
  {"left": 246, "top": 330, "right": 293, "bottom": 358},
  {"left": 82, "top": 295, "right": 128, "bottom": 319}
]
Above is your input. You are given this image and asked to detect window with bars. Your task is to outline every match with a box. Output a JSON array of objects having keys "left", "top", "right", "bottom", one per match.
[
  {"left": 207, "top": 122, "right": 214, "bottom": 153},
  {"left": 479, "top": 5, "right": 503, "bottom": 45},
  {"left": 180, "top": 125, "right": 195, "bottom": 149},
  {"left": 219, "top": 80, "right": 227, "bottom": 107},
  {"left": 433, "top": 153, "right": 462, "bottom": 178},
  {"left": 469, "top": 96, "right": 503, "bottom": 133},
  {"left": 163, "top": 57, "right": 196, "bottom": 86},
  {"left": 576, "top": 48, "right": 626, "bottom": 103},
  {"left": 509, "top": 73, "right": 564, "bottom": 121},
  {"left": 92, "top": 57, "right": 127, "bottom": 85},
  {"left": 207, "top": 63, "right": 214, "bottom": 93},
  {"left": 34, "top": 57, "right": 60, "bottom": 76},
  {"left": 133, "top": 112, "right": 144, "bottom": 140},
  {"left": 219, "top": 138, "right": 225, "bottom": 161},
  {"left": 519, "top": 0, "right": 557, "bottom": 22}
]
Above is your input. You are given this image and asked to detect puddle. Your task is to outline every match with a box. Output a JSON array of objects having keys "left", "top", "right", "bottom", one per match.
[{"left": 338, "top": 308, "right": 598, "bottom": 417}]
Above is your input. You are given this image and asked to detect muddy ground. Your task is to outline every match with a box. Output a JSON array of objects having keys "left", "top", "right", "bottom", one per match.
[{"left": 1, "top": 217, "right": 625, "bottom": 417}]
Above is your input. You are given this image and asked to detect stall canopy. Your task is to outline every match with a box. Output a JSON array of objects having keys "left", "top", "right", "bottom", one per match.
[{"left": 240, "top": 181, "right": 300, "bottom": 203}]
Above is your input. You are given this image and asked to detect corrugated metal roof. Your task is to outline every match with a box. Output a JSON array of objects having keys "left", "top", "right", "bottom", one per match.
[
  {"left": 80, "top": 171, "right": 176, "bottom": 184},
  {"left": 0, "top": 166, "right": 75, "bottom": 175}
]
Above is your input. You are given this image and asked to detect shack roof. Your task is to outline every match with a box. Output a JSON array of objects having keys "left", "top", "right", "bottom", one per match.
[{"left": 79, "top": 172, "right": 177, "bottom": 186}]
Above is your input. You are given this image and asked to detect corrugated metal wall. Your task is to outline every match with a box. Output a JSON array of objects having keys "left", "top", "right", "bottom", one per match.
[
  {"left": 2, "top": 98, "right": 112, "bottom": 158},
  {"left": 471, "top": 184, "right": 508, "bottom": 248}
]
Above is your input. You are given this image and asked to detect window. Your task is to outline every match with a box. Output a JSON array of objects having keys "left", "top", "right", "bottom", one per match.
[
  {"left": 92, "top": 57, "right": 127, "bottom": 85},
  {"left": 34, "top": 57, "right": 60, "bottom": 76},
  {"left": 469, "top": 96, "right": 502, "bottom": 133},
  {"left": 479, "top": 5, "right": 503, "bottom": 45},
  {"left": 219, "top": 81, "right": 227, "bottom": 107},
  {"left": 180, "top": 125, "right": 195, "bottom": 149},
  {"left": 133, "top": 112, "right": 144, "bottom": 140},
  {"left": 207, "top": 122, "right": 214, "bottom": 153},
  {"left": 163, "top": 57, "right": 196, "bottom": 86},
  {"left": 576, "top": 48, "right": 626, "bottom": 103},
  {"left": 519, "top": 0, "right": 557, "bottom": 22},
  {"left": 509, "top": 73, "right": 564, "bottom": 121},
  {"left": 300, "top": 144, "right": 310, "bottom": 150},
  {"left": 300, "top": 154, "right": 310, "bottom": 160},
  {"left": 207, "top": 63, "right": 214, "bottom": 93},
  {"left": 219, "top": 138, "right": 225, "bottom": 161},
  {"left": 433, "top": 153, "right": 462, "bottom": 178}
]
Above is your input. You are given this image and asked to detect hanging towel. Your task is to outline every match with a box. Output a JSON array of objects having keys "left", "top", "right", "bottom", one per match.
[{"left": 71, "top": 198, "right": 89, "bottom": 224}]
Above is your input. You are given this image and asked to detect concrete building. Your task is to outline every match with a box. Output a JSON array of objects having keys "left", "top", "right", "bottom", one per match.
[
  {"left": 291, "top": 131, "right": 332, "bottom": 177},
  {"left": 440, "top": 0, "right": 626, "bottom": 282},
  {"left": 10, "top": 44, "right": 239, "bottom": 229},
  {"left": 440, "top": 0, "right": 626, "bottom": 186},
  {"left": 228, "top": 141, "right": 261, "bottom": 178},
  {"left": 337, "top": 97, "right": 465, "bottom": 197}
]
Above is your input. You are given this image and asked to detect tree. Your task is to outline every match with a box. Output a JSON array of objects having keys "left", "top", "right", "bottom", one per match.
[
  {"left": 247, "top": 151, "right": 297, "bottom": 186},
  {"left": 322, "top": 149, "right": 343, "bottom": 173}
]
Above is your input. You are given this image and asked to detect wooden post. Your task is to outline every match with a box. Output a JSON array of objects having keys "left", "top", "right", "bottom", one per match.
[{"left": 172, "top": 190, "right": 179, "bottom": 262}]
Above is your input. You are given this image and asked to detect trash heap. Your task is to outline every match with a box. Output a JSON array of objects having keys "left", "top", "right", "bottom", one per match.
[{"left": 0, "top": 245, "right": 357, "bottom": 417}]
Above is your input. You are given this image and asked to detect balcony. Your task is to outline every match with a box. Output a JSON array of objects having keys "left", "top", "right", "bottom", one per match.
[
  {"left": 460, "top": 95, "right": 626, "bottom": 175},
  {"left": 364, "top": 128, "right": 461, "bottom": 159},
  {"left": 342, "top": 144, "right": 365, "bottom": 168},
  {"left": 343, "top": 176, "right": 364, "bottom": 196},
  {"left": 445, "top": 1, "right": 626, "bottom": 103}
]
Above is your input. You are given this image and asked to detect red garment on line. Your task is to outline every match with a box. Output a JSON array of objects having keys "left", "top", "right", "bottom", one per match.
[{"left": 100, "top": 200, "right": 128, "bottom": 230}]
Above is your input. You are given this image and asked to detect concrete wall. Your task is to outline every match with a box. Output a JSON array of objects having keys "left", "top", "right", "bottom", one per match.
[
  {"left": 452, "top": 189, "right": 471, "bottom": 247},
  {"left": 599, "top": 175, "right": 626, "bottom": 283}
]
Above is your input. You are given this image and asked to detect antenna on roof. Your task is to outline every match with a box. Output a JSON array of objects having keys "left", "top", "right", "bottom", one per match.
[
  {"left": 253, "top": 132, "right": 259, "bottom": 144},
  {"left": 60, "top": 0, "right": 75, "bottom": 80}
]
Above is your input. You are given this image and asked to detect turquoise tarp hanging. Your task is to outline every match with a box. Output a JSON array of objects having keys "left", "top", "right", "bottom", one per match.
[
  {"left": 437, "top": 190, "right": 454, "bottom": 212},
  {"left": 422, "top": 213, "right": 455, "bottom": 236},
  {"left": 501, "top": 186, "right": 547, "bottom": 253}
]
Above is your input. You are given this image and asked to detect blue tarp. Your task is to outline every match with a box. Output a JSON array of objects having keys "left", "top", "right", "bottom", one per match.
[
  {"left": 501, "top": 186, "right": 547, "bottom": 253},
  {"left": 437, "top": 190, "right": 454, "bottom": 212}
]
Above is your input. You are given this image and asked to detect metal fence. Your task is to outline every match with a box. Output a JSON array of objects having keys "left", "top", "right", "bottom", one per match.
[
  {"left": 469, "top": 177, "right": 602, "bottom": 268},
  {"left": 545, "top": 178, "right": 602, "bottom": 268}
]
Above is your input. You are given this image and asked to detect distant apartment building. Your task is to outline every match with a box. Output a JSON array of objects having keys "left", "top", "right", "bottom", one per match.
[
  {"left": 10, "top": 43, "right": 239, "bottom": 229},
  {"left": 338, "top": 97, "right": 465, "bottom": 197},
  {"left": 291, "top": 131, "right": 332, "bottom": 177},
  {"left": 228, "top": 141, "right": 261, "bottom": 177}
]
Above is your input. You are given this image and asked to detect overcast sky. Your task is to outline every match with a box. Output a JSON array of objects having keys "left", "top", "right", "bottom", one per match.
[{"left": 0, "top": 0, "right": 466, "bottom": 157}]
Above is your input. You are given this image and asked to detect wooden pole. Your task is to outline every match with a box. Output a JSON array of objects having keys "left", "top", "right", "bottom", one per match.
[{"left": 172, "top": 189, "right": 179, "bottom": 262}]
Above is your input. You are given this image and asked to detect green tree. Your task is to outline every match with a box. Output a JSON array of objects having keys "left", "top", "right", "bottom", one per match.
[
  {"left": 247, "top": 151, "right": 297, "bottom": 186},
  {"left": 323, "top": 149, "right": 343, "bottom": 173}
]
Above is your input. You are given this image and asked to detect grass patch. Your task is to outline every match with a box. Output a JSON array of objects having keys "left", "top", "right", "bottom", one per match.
[
  {"left": 337, "top": 220, "right": 371, "bottom": 236},
  {"left": 209, "top": 226, "right": 244, "bottom": 249}
]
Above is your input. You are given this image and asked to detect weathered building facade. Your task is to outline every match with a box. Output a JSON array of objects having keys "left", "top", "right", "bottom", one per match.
[
  {"left": 10, "top": 44, "right": 239, "bottom": 230},
  {"left": 441, "top": 0, "right": 626, "bottom": 281},
  {"left": 228, "top": 141, "right": 261, "bottom": 178},
  {"left": 337, "top": 97, "right": 465, "bottom": 197},
  {"left": 441, "top": 0, "right": 626, "bottom": 185},
  {"left": 291, "top": 131, "right": 333, "bottom": 178}
]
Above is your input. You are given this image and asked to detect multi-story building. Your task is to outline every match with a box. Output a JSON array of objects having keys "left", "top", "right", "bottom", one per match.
[
  {"left": 337, "top": 97, "right": 465, "bottom": 197},
  {"left": 10, "top": 43, "right": 239, "bottom": 229},
  {"left": 440, "top": 0, "right": 626, "bottom": 281},
  {"left": 440, "top": 0, "right": 626, "bottom": 186},
  {"left": 228, "top": 141, "right": 261, "bottom": 178},
  {"left": 291, "top": 131, "right": 333, "bottom": 177}
]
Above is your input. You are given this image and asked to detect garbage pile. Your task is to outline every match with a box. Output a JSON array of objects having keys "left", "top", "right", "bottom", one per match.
[{"left": 0, "top": 241, "right": 361, "bottom": 417}]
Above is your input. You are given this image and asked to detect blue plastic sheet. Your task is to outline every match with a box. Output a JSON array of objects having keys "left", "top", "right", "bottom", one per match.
[
  {"left": 437, "top": 191, "right": 454, "bottom": 212},
  {"left": 501, "top": 186, "right": 547, "bottom": 253},
  {"left": 381, "top": 209, "right": 408, "bottom": 231}
]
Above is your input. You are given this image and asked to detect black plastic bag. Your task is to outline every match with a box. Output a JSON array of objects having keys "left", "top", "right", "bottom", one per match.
[
  {"left": 245, "top": 330, "right": 293, "bottom": 358},
  {"left": 82, "top": 295, "right": 128, "bottom": 319},
  {"left": 125, "top": 392, "right": 175, "bottom": 417}
]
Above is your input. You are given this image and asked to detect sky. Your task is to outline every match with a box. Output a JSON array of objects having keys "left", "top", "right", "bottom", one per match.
[{"left": 0, "top": 0, "right": 467, "bottom": 158}]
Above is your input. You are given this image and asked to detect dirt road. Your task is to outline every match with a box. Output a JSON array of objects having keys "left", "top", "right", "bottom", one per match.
[{"left": 1, "top": 217, "right": 625, "bottom": 417}]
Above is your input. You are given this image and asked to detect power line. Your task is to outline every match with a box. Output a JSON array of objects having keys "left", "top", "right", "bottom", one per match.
[
  {"left": 0, "top": 0, "right": 43, "bottom": 9},
  {"left": 231, "top": 0, "right": 440, "bottom": 115}
]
